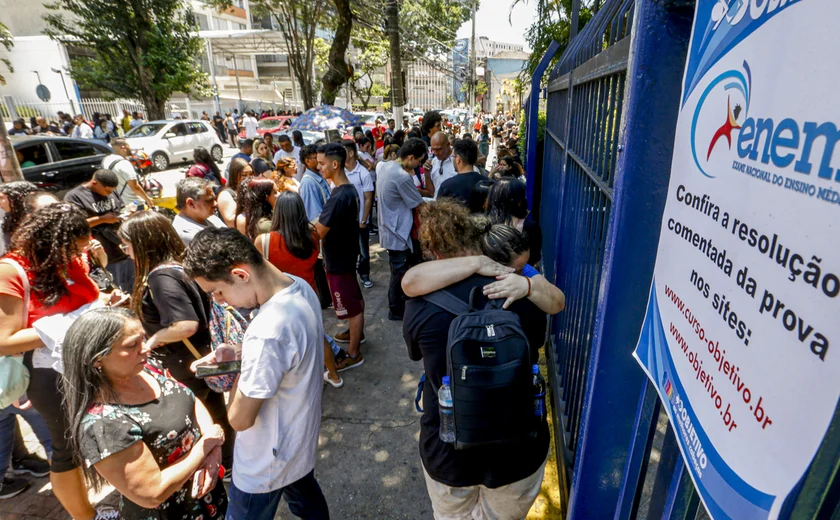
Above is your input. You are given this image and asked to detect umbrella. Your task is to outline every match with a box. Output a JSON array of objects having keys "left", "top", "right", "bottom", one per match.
[{"left": 289, "top": 105, "right": 365, "bottom": 132}]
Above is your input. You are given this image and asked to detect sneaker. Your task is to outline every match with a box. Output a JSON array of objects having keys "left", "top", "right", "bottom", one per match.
[
  {"left": 335, "top": 353, "right": 365, "bottom": 372},
  {"left": 93, "top": 507, "right": 120, "bottom": 520},
  {"left": 323, "top": 371, "right": 344, "bottom": 388},
  {"left": 388, "top": 313, "right": 403, "bottom": 321},
  {"left": 334, "top": 330, "right": 366, "bottom": 344},
  {"left": 360, "top": 275, "right": 374, "bottom": 289},
  {"left": 10, "top": 457, "right": 50, "bottom": 478},
  {"left": 0, "top": 477, "right": 29, "bottom": 499},
  {"left": 333, "top": 349, "right": 348, "bottom": 365}
]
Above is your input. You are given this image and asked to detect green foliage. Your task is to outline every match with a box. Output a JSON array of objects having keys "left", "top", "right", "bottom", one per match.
[
  {"left": 348, "top": 30, "right": 389, "bottom": 110},
  {"left": 512, "top": 0, "right": 596, "bottom": 82},
  {"left": 43, "top": 0, "right": 207, "bottom": 119},
  {"left": 235, "top": 0, "right": 326, "bottom": 109},
  {"left": 0, "top": 21, "right": 13, "bottom": 86}
]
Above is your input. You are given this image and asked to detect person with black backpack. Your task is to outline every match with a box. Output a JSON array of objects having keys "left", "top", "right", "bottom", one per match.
[
  {"left": 402, "top": 199, "right": 552, "bottom": 519},
  {"left": 102, "top": 138, "right": 156, "bottom": 209}
]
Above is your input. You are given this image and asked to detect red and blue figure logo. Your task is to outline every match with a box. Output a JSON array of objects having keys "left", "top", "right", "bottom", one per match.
[
  {"left": 661, "top": 371, "right": 676, "bottom": 402},
  {"left": 690, "top": 61, "right": 752, "bottom": 178}
]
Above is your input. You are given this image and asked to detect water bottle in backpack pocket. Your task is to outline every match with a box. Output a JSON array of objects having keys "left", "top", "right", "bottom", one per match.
[{"left": 424, "top": 287, "right": 537, "bottom": 450}]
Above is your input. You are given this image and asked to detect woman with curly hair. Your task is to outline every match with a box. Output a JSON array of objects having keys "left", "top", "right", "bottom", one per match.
[
  {"left": 0, "top": 181, "right": 39, "bottom": 251},
  {"left": 235, "top": 177, "right": 278, "bottom": 240},
  {"left": 118, "top": 210, "right": 235, "bottom": 474},
  {"left": 0, "top": 203, "right": 118, "bottom": 520},
  {"left": 273, "top": 156, "right": 300, "bottom": 193}
]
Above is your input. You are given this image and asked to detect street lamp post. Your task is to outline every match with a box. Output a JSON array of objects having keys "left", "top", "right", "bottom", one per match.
[{"left": 50, "top": 68, "right": 77, "bottom": 115}]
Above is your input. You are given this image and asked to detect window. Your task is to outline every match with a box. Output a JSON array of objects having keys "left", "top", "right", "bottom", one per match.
[
  {"left": 125, "top": 123, "right": 167, "bottom": 138},
  {"left": 195, "top": 13, "right": 210, "bottom": 30},
  {"left": 53, "top": 141, "right": 98, "bottom": 161},
  {"left": 170, "top": 123, "right": 189, "bottom": 136},
  {"left": 188, "top": 122, "right": 209, "bottom": 134},
  {"left": 14, "top": 143, "right": 50, "bottom": 167}
]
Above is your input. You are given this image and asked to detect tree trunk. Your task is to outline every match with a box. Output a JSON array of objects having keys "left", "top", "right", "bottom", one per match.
[
  {"left": 386, "top": 0, "right": 404, "bottom": 125},
  {"left": 142, "top": 93, "right": 167, "bottom": 121},
  {"left": 0, "top": 112, "right": 23, "bottom": 182},
  {"left": 321, "top": 0, "right": 352, "bottom": 106}
]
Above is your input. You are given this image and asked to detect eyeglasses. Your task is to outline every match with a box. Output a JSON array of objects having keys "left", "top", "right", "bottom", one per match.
[{"left": 119, "top": 243, "right": 131, "bottom": 253}]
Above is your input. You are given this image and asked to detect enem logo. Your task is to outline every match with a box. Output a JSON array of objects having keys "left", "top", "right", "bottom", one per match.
[{"left": 692, "top": 61, "right": 840, "bottom": 183}]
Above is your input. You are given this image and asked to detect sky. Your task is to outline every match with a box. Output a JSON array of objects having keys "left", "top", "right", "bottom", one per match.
[{"left": 456, "top": 0, "right": 538, "bottom": 52}]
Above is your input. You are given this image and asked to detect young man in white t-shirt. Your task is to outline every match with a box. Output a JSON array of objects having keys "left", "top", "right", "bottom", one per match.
[
  {"left": 102, "top": 138, "right": 155, "bottom": 208},
  {"left": 241, "top": 111, "right": 259, "bottom": 139},
  {"left": 183, "top": 227, "right": 329, "bottom": 520}
]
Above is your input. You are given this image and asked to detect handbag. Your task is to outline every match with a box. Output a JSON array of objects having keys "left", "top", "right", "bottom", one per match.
[{"left": 0, "top": 259, "right": 31, "bottom": 409}]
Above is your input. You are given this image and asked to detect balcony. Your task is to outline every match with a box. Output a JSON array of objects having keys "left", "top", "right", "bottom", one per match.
[{"left": 221, "top": 5, "right": 247, "bottom": 20}]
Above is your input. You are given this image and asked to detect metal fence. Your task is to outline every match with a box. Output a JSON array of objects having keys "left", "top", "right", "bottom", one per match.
[
  {"left": 533, "top": 0, "right": 839, "bottom": 518},
  {"left": 540, "top": 0, "right": 634, "bottom": 467}
]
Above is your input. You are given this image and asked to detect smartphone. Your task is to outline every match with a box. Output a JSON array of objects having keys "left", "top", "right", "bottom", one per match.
[
  {"left": 191, "top": 471, "right": 202, "bottom": 498},
  {"left": 195, "top": 361, "right": 241, "bottom": 379}
]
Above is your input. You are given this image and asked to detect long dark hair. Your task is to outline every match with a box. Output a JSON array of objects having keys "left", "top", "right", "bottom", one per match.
[
  {"left": 62, "top": 307, "right": 135, "bottom": 490},
  {"left": 228, "top": 157, "right": 252, "bottom": 192},
  {"left": 292, "top": 130, "right": 305, "bottom": 148},
  {"left": 9, "top": 203, "right": 90, "bottom": 307},
  {"left": 270, "top": 191, "right": 316, "bottom": 259},
  {"left": 486, "top": 177, "right": 529, "bottom": 225},
  {"left": 237, "top": 177, "right": 275, "bottom": 240},
  {"left": 193, "top": 146, "right": 221, "bottom": 180},
  {"left": 0, "top": 181, "right": 38, "bottom": 236},
  {"left": 118, "top": 211, "right": 185, "bottom": 316}
]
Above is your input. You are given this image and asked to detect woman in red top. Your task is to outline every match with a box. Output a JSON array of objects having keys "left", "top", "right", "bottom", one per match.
[
  {"left": 0, "top": 204, "right": 116, "bottom": 520},
  {"left": 254, "top": 192, "right": 343, "bottom": 388}
]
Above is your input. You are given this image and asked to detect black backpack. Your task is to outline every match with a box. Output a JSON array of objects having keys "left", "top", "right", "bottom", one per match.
[{"left": 423, "top": 287, "right": 537, "bottom": 450}]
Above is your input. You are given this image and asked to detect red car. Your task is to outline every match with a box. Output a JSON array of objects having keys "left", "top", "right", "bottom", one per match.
[{"left": 238, "top": 115, "right": 296, "bottom": 139}]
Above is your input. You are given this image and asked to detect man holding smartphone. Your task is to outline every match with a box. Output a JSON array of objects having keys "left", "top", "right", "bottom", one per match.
[{"left": 183, "top": 227, "right": 329, "bottom": 520}]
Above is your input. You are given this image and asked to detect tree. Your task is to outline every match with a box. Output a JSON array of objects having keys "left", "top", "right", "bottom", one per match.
[
  {"left": 0, "top": 22, "right": 13, "bottom": 86},
  {"left": 320, "top": 0, "right": 353, "bottom": 105},
  {"left": 512, "top": 0, "right": 595, "bottom": 80},
  {"left": 44, "top": 0, "right": 207, "bottom": 120},
  {"left": 348, "top": 33, "right": 389, "bottom": 110},
  {"left": 239, "top": 0, "right": 327, "bottom": 110}
]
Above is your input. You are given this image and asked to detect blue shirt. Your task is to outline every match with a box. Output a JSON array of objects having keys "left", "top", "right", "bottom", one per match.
[{"left": 299, "top": 169, "right": 332, "bottom": 221}]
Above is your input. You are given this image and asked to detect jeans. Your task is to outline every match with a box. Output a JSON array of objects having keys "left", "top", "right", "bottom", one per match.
[
  {"left": 0, "top": 403, "right": 53, "bottom": 472},
  {"left": 325, "top": 334, "right": 340, "bottom": 356},
  {"left": 387, "top": 249, "right": 412, "bottom": 319},
  {"left": 357, "top": 225, "right": 371, "bottom": 277},
  {"left": 226, "top": 470, "right": 329, "bottom": 520}
]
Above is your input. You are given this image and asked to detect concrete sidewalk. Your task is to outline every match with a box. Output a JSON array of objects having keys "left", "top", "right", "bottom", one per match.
[{"left": 4, "top": 239, "right": 562, "bottom": 519}]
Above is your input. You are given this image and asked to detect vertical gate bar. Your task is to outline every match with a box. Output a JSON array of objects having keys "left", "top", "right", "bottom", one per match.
[
  {"left": 566, "top": 0, "right": 694, "bottom": 516},
  {"left": 647, "top": 424, "right": 681, "bottom": 520},
  {"left": 595, "top": 76, "right": 611, "bottom": 180},
  {"left": 607, "top": 74, "right": 626, "bottom": 188},
  {"left": 661, "top": 460, "right": 701, "bottom": 520},
  {"left": 614, "top": 380, "right": 662, "bottom": 520}
]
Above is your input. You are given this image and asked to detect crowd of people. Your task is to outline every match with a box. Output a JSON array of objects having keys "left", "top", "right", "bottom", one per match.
[
  {"left": 7, "top": 110, "right": 149, "bottom": 143},
  {"left": 0, "top": 107, "right": 565, "bottom": 520}
]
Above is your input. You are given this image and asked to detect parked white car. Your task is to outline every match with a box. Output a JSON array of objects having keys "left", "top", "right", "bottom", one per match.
[{"left": 124, "top": 120, "right": 224, "bottom": 171}]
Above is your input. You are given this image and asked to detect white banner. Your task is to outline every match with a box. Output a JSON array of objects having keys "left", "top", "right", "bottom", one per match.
[{"left": 633, "top": 0, "right": 840, "bottom": 518}]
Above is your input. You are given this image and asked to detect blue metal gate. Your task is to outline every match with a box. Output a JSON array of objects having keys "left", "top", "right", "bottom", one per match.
[{"left": 531, "top": 0, "right": 839, "bottom": 518}]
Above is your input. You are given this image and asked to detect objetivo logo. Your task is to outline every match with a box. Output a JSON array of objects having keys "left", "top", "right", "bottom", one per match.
[{"left": 690, "top": 61, "right": 752, "bottom": 179}]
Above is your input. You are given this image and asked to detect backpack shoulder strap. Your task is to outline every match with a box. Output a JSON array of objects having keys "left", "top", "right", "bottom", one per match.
[
  {"left": 423, "top": 290, "right": 471, "bottom": 316},
  {"left": 0, "top": 259, "right": 29, "bottom": 329}
]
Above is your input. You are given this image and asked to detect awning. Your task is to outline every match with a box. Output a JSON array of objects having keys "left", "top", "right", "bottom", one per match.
[{"left": 196, "top": 30, "right": 288, "bottom": 56}]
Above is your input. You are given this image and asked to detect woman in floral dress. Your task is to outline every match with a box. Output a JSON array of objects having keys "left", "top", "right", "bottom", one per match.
[{"left": 61, "top": 307, "right": 228, "bottom": 519}]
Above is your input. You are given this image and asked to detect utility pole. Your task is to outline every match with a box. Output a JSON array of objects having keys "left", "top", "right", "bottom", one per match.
[
  {"left": 469, "top": 0, "right": 477, "bottom": 114},
  {"left": 0, "top": 112, "right": 23, "bottom": 183},
  {"left": 386, "top": 0, "right": 405, "bottom": 126}
]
